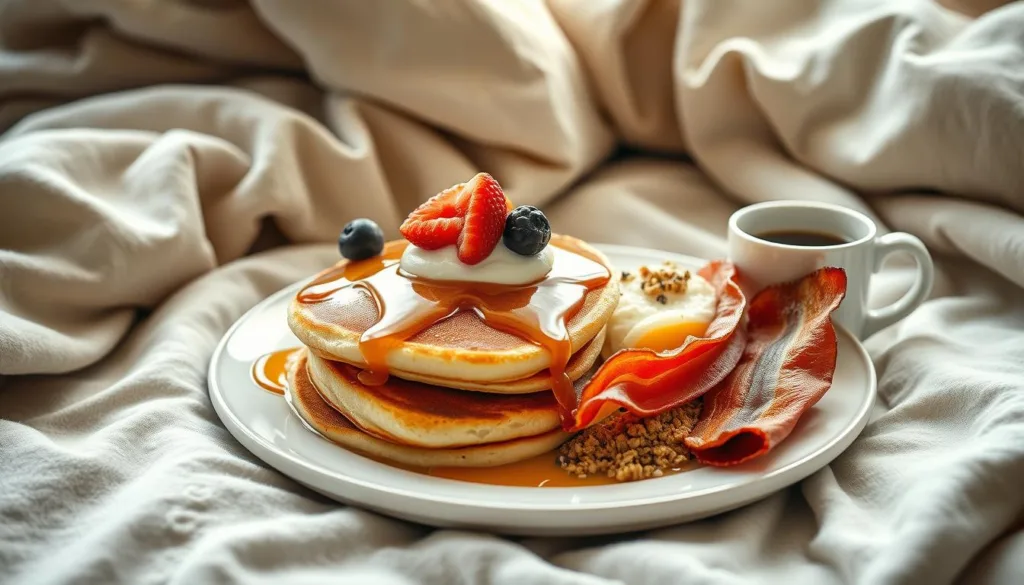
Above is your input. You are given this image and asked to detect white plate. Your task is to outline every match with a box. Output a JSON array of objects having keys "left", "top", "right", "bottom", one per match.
[{"left": 209, "top": 245, "right": 875, "bottom": 536}]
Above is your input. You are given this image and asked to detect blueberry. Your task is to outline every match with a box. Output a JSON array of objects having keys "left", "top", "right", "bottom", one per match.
[
  {"left": 338, "top": 218, "right": 384, "bottom": 260},
  {"left": 503, "top": 205, "right": 551, "bottom": 256}
]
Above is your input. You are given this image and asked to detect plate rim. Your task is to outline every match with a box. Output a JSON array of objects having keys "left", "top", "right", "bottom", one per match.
[{"left": 208, "top": 244, "right": 876, "bottom": 513}]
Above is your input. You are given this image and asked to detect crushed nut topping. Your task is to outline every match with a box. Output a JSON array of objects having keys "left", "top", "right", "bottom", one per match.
[
  {"left": 637, "top": 263, "right": 691, "bottom": 297},
  {"left": 558, "top": 400, "right": 702, "bottom": 482},
  {"left": 656, "top": 294, "right": 667, "bottom": 305}
]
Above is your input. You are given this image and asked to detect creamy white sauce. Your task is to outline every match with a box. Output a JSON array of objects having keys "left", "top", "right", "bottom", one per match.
[{"left": 399, "top": 243, "right": 554, "bottom": 285}]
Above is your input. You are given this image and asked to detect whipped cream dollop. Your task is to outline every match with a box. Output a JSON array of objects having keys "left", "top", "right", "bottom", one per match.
[{"left": 399, "top": 243, "right": 554, "bottom": 285}]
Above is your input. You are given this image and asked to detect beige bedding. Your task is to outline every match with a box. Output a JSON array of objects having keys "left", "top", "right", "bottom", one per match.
[{"left": 1, "top": 1, "right": 1023, "bottom": 583}]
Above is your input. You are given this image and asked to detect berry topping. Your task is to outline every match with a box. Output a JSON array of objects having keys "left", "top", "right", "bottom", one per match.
[
  {"left": 399, "top": 172, "right": 511, "bottom": 264},
  {"left": 456, "top": 173, "right": 509, "bottom": 265},
  {"left": 399, "top": 184, "right": 469, "bottom": 250},
  {"left": 338, "top": 218, "right": 384, "bottom": 260},
  {"left": 503, "top": 205, "right": 551, "bottom": 256}
]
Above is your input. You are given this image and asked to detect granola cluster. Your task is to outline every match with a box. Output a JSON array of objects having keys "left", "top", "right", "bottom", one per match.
[
  {"left": 558, "top": 400, "right": 703, "bottom": 482},
  {"left": 622, "top": 262, "right": 691, "bottom": 305}
]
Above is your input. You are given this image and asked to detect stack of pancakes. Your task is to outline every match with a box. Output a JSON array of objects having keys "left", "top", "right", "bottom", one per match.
[{"left": 285, "top": 243, "right": 621, "bottom": 468}]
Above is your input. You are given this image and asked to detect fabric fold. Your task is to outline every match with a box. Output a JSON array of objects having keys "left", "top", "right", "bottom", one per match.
[{"left": 2, "top": 0, "right": 1024, "bottom": 583}]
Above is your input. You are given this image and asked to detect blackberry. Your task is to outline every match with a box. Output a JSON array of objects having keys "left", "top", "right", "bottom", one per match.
[{"left": 502, "top": 205, "right": 551, "bottom": 256}]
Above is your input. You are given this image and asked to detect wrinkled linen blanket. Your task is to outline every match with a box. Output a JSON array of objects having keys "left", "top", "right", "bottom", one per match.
[{"left": 2, "top": 1, "right": 1023, "bottom": 584}]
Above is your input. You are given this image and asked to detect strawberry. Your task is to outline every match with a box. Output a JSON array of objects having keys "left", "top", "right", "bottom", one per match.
[
  {"left": 399, "top": 183, "right": 470, "bottom": 250},
  {"left": 399, "top": 173, "right": 511, "bottom": 263},
  {"left": 457, "top": 173, "right": 508, "bottom": 265}
]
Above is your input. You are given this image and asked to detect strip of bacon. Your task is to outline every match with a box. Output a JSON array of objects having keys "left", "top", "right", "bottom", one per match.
[
  {"left": 684, "top": 267, "right": 847, "bottom": 466},
  {"left": 566, "top": 261, "right": 747, "bottom": 431}
]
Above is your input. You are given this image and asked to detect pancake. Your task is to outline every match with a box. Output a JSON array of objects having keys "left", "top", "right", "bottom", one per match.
[
  {"left": 286, "top": 350, "right": 573, "bottom": 467},
  {"left": 288, "top": 235, "right": 620, "bottom": 385},
  {"left": 306, "top": 344, "right": 597, "bottom": 448},
  {"left": 307, "top": 325, "right": 606, "bottom": 394}
]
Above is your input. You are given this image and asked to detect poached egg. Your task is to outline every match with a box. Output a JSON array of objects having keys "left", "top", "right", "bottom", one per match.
[{"left": 604, "top": 263, "right": 717, "bottom": 356}]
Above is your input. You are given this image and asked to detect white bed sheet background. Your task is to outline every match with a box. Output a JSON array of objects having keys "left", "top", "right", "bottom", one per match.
[{"left": 1, "top": 1, "right": 1023, "bottom": 583}]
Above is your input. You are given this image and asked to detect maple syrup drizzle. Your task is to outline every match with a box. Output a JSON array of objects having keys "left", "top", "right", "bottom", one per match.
[
  {"left": 251, "top": 348, "right": 301, "bottom": 395},
  {"left": 295, "top": 236, "right": 611, "bottom": 413}
]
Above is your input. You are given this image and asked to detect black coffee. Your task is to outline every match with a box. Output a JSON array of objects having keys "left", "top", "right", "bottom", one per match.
[{"left": 755, "top": 230, "right": 849, "bottom": 247}]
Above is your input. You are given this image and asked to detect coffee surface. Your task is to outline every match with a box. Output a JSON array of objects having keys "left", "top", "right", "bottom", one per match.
[{"left": 755, "top": 230, "right": 849, "bottom": 247}]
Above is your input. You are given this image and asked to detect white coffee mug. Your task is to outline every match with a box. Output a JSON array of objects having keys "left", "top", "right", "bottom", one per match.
[{"left": 728, "top": 200, "right": 934, "bottom": 339}]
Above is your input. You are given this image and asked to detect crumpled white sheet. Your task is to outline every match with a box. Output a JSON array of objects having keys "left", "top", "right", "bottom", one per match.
[{"left": 1, "top": 1, "right": 1023, "bottom": 583}]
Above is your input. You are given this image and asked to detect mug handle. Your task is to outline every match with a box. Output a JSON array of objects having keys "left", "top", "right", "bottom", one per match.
[{"left": 862, "top": 232, "right": 934, "bottom": 338}]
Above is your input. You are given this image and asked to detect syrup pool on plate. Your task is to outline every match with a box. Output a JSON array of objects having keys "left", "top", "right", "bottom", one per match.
[
  {"left": 250, "top": 348, "right": 297, "bottom": 395},
  {"left": 425, "top": 454, "right": 695, "bottom": 487}
]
